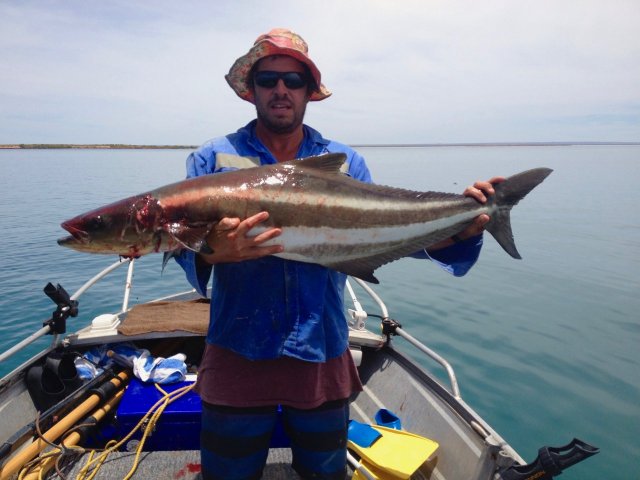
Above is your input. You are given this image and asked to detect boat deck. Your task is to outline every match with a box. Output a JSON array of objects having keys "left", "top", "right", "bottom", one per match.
[{"left": 66, "top": 449, "right": 309, "bottom": 479}]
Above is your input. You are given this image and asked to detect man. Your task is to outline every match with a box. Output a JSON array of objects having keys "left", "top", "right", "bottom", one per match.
[{"left": 176, "top": 28, "right": 500, "bottom": 480}]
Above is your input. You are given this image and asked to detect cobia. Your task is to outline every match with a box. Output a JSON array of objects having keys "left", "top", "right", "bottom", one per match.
[{"left": 58, "top": 153, "right": 552, "bottom": 283}]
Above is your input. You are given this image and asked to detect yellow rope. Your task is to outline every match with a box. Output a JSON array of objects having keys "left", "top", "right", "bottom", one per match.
[
  {"left": 75, "top": 440, "right": 117, "bottom": 480},
  {"left": 16, "top": 381, "right": 195, "bottom": 480},
  {"left": 76, "top": 382, "right": 196, "bottom": 480}
]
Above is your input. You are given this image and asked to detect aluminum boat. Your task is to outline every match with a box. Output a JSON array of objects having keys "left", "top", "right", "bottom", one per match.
[{"left": 0, "top": 258, "right": 597, "bottom": 479}]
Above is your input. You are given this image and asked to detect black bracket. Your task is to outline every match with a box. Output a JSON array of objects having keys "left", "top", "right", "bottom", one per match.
[
  {"left": 42, "top": 283, "right": 78, "bottom": 335},
  {"left": 381, "top": 318, "right": 402, "bottom": 340},
  {"left": 499, "top": 438, "right": 599, "bottom": 480}
]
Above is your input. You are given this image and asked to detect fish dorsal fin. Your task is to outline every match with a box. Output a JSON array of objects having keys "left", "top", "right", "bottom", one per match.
[{"left": 285, "top": 153, "right": 347, "bottom": 175}]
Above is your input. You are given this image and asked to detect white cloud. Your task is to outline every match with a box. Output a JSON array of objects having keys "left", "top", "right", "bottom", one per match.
[{"left": 1, "top": 0, "right": 638, "bottom": 144}]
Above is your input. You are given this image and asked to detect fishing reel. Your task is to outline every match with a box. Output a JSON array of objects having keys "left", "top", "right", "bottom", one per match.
[{"left": 42, "top": 282, "right": 78, "bottom": 334}]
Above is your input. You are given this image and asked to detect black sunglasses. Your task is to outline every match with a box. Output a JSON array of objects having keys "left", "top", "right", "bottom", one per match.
[{"left": 254, "top": 71, "right": 308, "bottom": 90}]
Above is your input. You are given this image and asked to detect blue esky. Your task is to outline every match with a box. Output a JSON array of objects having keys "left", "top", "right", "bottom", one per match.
[{"left": 1, "top": 0, "right": 638, "bottom": 145}]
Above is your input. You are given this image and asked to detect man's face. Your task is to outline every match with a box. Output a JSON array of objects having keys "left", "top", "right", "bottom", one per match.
[{"left": 252, "top": 56, "right": 311, "bottom": 135}]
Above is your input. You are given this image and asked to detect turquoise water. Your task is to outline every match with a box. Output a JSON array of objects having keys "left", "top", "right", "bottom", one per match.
[{"left": 0, "top": 146, "right": 638, "bottom": 479}]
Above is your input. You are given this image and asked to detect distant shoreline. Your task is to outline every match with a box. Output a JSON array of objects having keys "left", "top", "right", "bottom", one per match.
[
  {"left": 0, "top": 141, "right": 638, "bottom": 150},
  {"left": 0, "top": 144, "right": 198, "bottom": 150},
  {"left": 352, "top": 141, "right": 640, "bottom": 148}
]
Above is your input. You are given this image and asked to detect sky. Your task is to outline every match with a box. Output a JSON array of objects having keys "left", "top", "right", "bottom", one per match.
[{"left": 1, "top": 0, "right": 639, "bottom": 145}]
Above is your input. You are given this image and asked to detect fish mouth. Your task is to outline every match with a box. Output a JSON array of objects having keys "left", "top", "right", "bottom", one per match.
[
  {"left": 60, "top": 222, "right": 89, "bottom": 243},
  {"left": 57, "top": 234, "right": 81, "bottom": 247}
]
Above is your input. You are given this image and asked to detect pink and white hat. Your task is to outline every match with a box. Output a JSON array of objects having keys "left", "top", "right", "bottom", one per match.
[{"left": 225, "top": 28, "right": 331, "bottom": 103}]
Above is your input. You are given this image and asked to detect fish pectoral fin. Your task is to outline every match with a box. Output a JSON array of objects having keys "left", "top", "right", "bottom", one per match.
[
  {"left": 161, "top": 249, "right": 184, "bottom": 273},
  {"left": 164, "top": 223, "right": 213, "bottom": 253}
]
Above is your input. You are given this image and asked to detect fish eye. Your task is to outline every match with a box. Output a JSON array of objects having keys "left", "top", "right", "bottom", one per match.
[{"left": 87, "top": 215, "right": 106, "bottom": 230}]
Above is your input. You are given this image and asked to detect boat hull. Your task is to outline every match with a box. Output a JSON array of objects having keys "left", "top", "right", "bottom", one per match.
[{"left": 1, "top": 329, "right": 520, "bottom": 479}]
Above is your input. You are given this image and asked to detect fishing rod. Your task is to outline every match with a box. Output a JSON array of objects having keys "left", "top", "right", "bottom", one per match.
[
  {"left": 17, "top": 388, "right": 125, "bottom": 480},
  {"left": 0, "top": 371, "right": 130, "bottom": 480},
  {"left": 0, "top": 364, "right": 119, "bottom": 463}
]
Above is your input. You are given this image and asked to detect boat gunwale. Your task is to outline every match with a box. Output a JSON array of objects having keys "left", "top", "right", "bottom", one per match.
[{"left": 378, "top": 342, "right": 526, "bottom": 467}]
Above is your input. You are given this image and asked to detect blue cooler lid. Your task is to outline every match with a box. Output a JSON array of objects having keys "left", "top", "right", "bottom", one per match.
[{"left": 117, "top": 376, "right": 201, "bottom": 423}]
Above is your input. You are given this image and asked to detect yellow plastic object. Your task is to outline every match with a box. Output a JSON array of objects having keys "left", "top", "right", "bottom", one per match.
[{"left": 348, "top": 425, "right": 439, "bottom": 479}]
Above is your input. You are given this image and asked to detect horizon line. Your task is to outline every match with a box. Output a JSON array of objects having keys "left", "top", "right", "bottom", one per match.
[{"left": 1, "top": 141, "right": 639, "bottom": 150}]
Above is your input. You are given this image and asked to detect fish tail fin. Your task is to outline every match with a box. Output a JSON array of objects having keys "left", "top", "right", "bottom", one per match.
[{"left": 485, "top": 167, "right": 553, "bottom": 259}]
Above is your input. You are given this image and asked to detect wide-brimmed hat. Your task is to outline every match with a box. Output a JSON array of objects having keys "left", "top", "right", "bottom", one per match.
[{"left": 225, "top": 28, "right": 331, "bottom": 103}]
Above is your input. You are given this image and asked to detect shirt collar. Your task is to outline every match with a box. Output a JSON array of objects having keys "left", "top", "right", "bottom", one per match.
[{"left": 241, "top": 120, "right": 330, "bottom": 160}]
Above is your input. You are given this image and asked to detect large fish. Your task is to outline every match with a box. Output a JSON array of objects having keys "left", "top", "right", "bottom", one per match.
[{"left": 58, "top": 153, "right": 552, "bottom": 283}]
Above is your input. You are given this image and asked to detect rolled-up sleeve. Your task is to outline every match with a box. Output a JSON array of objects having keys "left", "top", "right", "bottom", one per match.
[{"left": 410, "top": 234, "right": 483, "bottom": 277}]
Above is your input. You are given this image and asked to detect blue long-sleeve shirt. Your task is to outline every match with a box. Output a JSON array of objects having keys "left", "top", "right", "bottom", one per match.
[{"left": 175, "top": 121, "right": 482, "bottom": 362}]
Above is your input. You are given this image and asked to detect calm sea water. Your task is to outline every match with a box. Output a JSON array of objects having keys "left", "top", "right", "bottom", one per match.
[{"left": 0, "top": 146, "right": 638, "bottom": 479}]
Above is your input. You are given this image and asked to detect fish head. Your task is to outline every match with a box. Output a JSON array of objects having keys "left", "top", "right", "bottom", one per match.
[{"left": 58, "top": 193, "right": 164, "bottom": 257}]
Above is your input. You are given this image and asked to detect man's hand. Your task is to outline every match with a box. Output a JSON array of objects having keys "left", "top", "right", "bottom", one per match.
[
  {"left": 427, "top": 176, "right": 505, "bottom": 251},
  {"left": 463, "top": 177, "right": 505, "bottom": 203},
  {"left": 199, "top": 211, "right": 284, "bottom": 265},
  {"left": 458, "top": 176, "right": 505, "bottom": 238}
]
